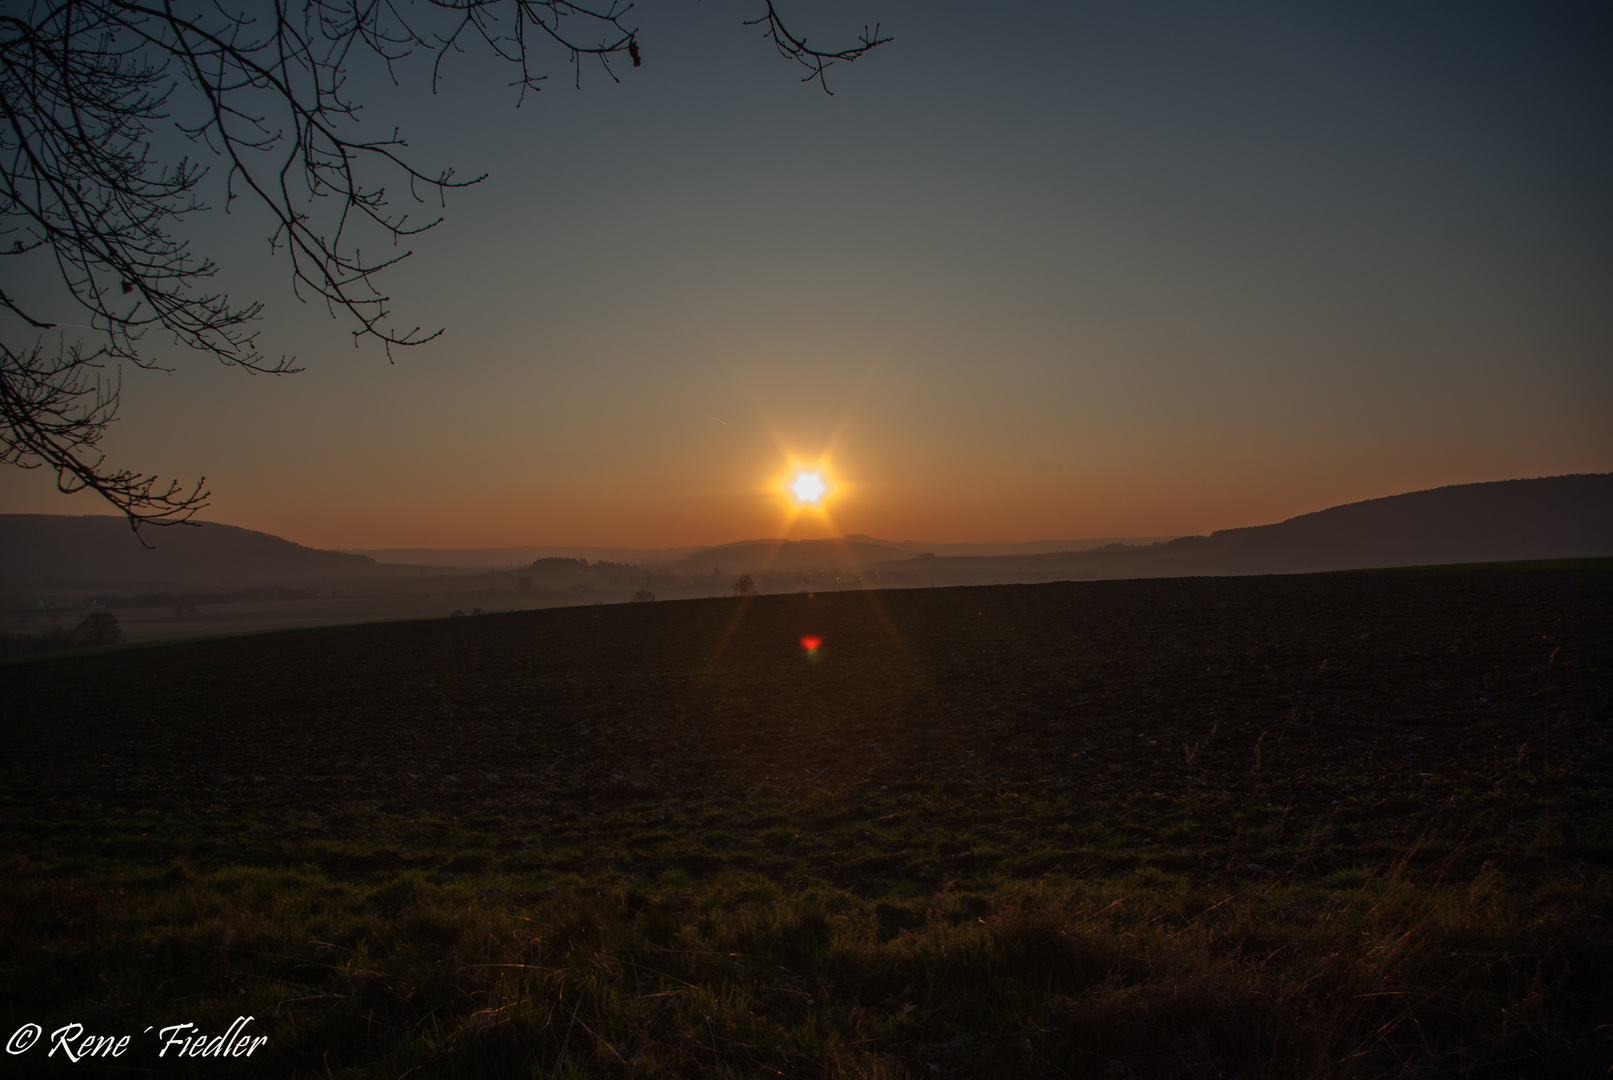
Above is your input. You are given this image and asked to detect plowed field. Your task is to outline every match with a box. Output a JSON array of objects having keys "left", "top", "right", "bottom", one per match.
[{"left": 2, "top": 561, "right": 1609, "bottom": 1078}]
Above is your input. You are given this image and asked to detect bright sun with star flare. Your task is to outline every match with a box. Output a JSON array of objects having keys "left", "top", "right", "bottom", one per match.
[
  {"left": 772, "top": 459, "right": 840, "bottom": 519},
  {"left": 789, "top": 470, "right": 827, "bottom": 507}
]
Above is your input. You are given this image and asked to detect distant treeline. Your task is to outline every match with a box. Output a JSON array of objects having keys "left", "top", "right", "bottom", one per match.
[
  {"left": 0, "top": 612, "right": 121, "bottom": 658},
  {"left": 527, "top": 557, "right": 645, "bottom": 573},
  {"left": 528, "top": 557, "right": 589, "bottom": 571},
  {"left": 80, "top": 586, "right": 327, "bottom": 610},
  {"left": 519, "top": 558, "right": 660, "bottom": 593}
]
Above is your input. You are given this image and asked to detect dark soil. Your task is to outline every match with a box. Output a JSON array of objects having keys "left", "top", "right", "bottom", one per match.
[
  {"left": 2, "top": 560, "right": 1610, "bottom": 1079},
  {"left": 4, "top": 562, "right": 1609, "bottom": 888}
]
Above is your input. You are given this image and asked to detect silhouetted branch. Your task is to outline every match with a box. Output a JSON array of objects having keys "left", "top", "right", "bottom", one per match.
[
  {"left": 0, "top": 339, "right": 207, "bottom": 540},
  {"left": 0, "top": 1, "right": 888, "bottom": 530},
  {"left": 745, "top": 1, "right": 890, "bottom": 93}
]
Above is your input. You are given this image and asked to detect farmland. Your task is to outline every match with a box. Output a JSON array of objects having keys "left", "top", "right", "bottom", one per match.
[{"left": 1, "top": 561, "right": 1610, "bottom": 1077}]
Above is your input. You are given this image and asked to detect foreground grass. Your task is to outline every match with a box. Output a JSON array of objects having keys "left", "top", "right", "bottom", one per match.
[
  {"left": 2, "top": 562, "right": 1611, "bottom": 1076},
  {"left": 6, "top": 858, "right": 1609, "bottom": 1079}
]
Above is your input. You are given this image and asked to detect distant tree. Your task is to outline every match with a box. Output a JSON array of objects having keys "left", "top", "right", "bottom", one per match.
[
  {"left": 732, "top": 574, "right": 757, "bottom": 597},
  {"left": 73, "top": 610, "right": 122, "bottom": 647},
  {"left": 0, "top": 2, "right": 888, "bottom": 537},
  {"left": 632, "top": 588, "right": 655, "bottom": 602}
]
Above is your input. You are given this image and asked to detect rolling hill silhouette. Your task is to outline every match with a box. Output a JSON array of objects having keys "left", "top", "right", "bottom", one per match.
[
  {"left": 3, "top": 475, "right": 1607, "bottom": 599},
  {"left": 862, "top": 474, "right": 1613, "bottom": 584},
  {"left": 1188, "top": 472, "right": 1613, "bottom": 572},
  {"left": 0, "top": 515, "right": 383, "bottom": 590}
]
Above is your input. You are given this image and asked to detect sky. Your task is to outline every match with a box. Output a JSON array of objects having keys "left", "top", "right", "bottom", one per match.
[{"left": 2, "top": 1, "right": 1609, "bottom": 549}]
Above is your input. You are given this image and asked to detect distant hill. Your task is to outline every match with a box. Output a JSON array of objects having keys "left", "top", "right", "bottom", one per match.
[
  {"left": 1195, "top": 473, "right": 1613, "bottom": 573},
  {"left": 7, "top": 474, "right": 1607, "bottom": 599},
  {"left": 674, "top": 538, "right": 913, "bottom": 575},
  {"left": 352, "top": 539, "right": 1168, "bottom": 567},
  {"left": 0, "top": 515, "right": 384, "bottom": 591},
  {"left": 842, "top": 534, "right": 1177, "bottom": 557},
  {"left": 862, "top": 474, "right": 1613, "bottom": 585},
  {"left": 350, "top": 544, "right": 702, "bottom": 569}
]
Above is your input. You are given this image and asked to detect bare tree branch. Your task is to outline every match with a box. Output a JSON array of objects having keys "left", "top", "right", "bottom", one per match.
[
  {"left": 745, "top": 1, "right": 890, "bottom": 94},
  {"left": 0, "top": 338, "right": 207, "bottom": 541},
  {"left": 0, "top": 0, "right": 889, "bottom": 533}
]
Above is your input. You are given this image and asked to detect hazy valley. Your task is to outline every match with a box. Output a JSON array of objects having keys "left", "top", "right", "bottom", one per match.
[{"left": 4, "top": 474, "right": 1608, "bottom": 648}]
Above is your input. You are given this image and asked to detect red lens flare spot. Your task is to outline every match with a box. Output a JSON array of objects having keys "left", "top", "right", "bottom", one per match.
[{"left": 800, "top": 636, "right": 822, "bottom": 652}]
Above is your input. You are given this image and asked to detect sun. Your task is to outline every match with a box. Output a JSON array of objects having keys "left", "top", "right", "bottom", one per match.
[
  {"left": 789, "top": 470, "right": 827, "bottom": 507},
  {"left": 771, "top": 457, "right": 841, "bottom": 519}
]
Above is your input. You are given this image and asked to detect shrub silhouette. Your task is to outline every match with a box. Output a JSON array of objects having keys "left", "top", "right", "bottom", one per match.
[{"left": 0, "top": 611, "right": 120, "bottom": 656}]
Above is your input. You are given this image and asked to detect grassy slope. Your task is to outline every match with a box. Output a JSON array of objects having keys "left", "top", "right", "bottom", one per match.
[{"left": 1, "top": 562, "right": 1610, "bottom": 1077}]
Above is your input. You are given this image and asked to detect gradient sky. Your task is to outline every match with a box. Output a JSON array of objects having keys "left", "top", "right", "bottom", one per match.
[{"left": 2, "top": 1, "right": 1609, "bottom": 549}]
